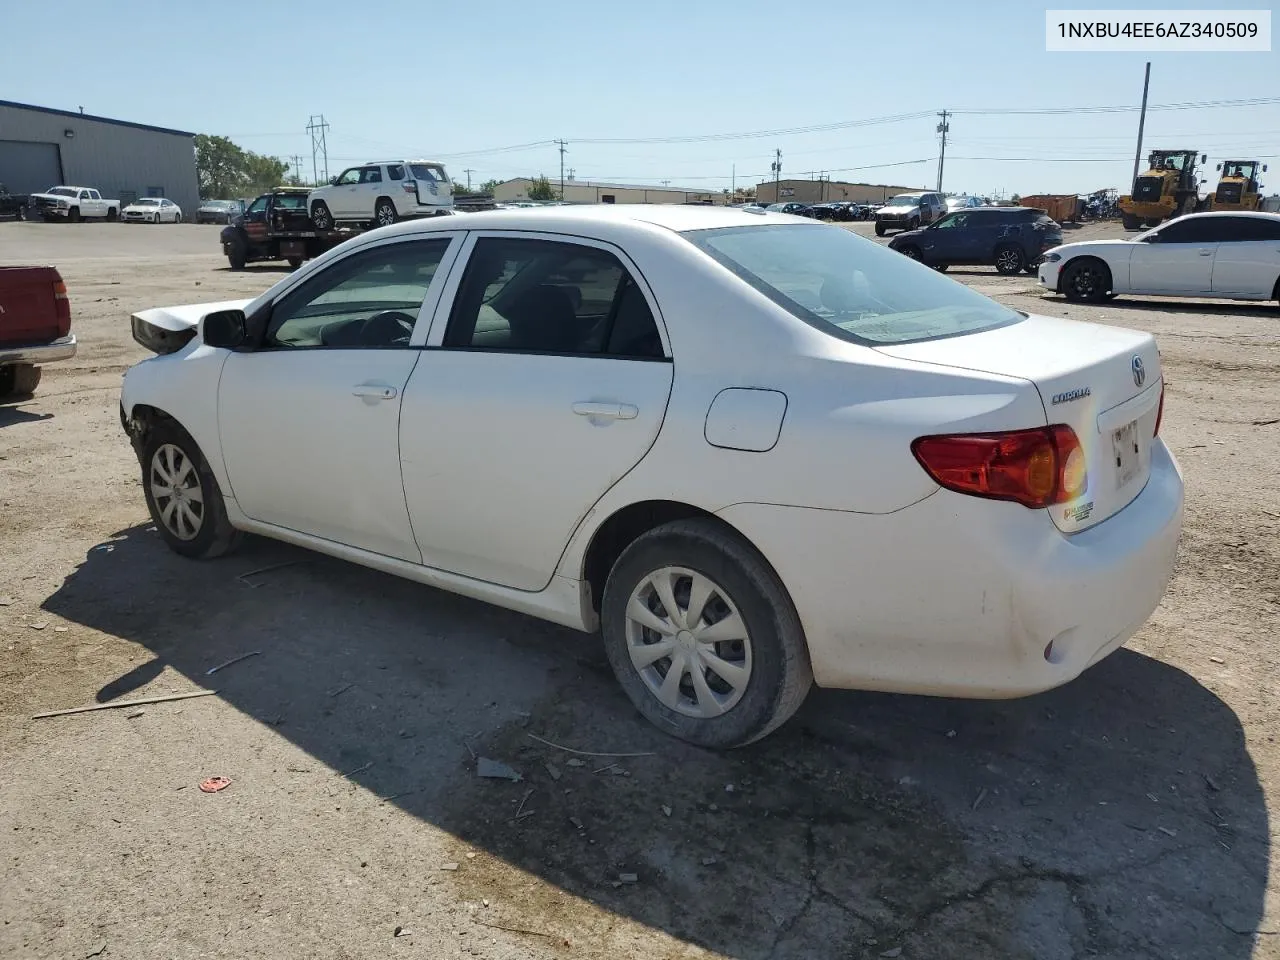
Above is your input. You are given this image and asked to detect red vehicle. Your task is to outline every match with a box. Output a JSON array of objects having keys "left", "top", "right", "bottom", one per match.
[{"left": 0, "top": 266, "right": 76, "bottom": 399}]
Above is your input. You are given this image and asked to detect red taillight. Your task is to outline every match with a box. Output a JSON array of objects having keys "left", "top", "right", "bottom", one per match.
[
  {"left": 402, "top": 180, "right": 417, "bottom": 194},
  {"left": 912, "top": 425, "right": 1087, "bottom": 509},
  {"left": 1154, "top": 380, "right": 1165, "bottom": 437},
  {"left": 52, "top": 277, "right": 71, "bottom": 327}
]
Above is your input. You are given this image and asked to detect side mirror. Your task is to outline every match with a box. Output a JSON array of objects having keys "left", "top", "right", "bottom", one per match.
[
  {"left": 1216, "top": 163, "right": 1222, "bottom": 171},
  {"left": 329, "top": 176, "right": 338, "bottom": 185},
  {"left": 202, "top": 309, "right": 247, "bottom": 349},
  {"left": 1201, "top": 154, "right": 1207, "bottom": 164}
]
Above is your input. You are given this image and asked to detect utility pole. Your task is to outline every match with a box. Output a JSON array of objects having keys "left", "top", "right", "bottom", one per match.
[
  {"left": 771, "top": 148, "right": 782, "bottom": 202},
  {"left": 289, "top": 155, "right": 303, "bottom": 183},
  {"left": 732, "top": 163, "right": 736, "bottom": 197},
  {"left": 1131, "top": 61, "right": 1152, "bottom": 190},
  {"left": 936, "top": 110, "right": 950, "bottom": 193},
  {"left": 554, "top": 139, "right": 568, "bottom": 200},
  {"left": 306, "top": 115, "right": 330, "bottom": 184},
  {"left": 463, "top": 168, "right": 475, "bottom": 190}
]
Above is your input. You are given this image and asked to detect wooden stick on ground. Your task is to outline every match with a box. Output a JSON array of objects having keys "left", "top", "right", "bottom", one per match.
[{"left": 33, "top": 689, "right": 217, "bottom": 720}]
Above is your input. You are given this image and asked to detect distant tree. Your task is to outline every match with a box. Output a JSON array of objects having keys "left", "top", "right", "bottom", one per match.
[
  {"left": 195, "top": 134, "right": 290, "bottom": 199},
  {"left": 527, "top": 175, "right": 556, "bottom": 201},
  {"left": 1011, "top": 193, "right": 1021, "bottom": 203},
  {"left": 478, "top": 178, "right": 501, "bottom": 196}
]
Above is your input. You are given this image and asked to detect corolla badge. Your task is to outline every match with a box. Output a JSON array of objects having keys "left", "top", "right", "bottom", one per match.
[
  {"left": 1051, "top": 387, "right": 1091, "bottom": 405},
  {"left": 1132, "top": 356, "right": 1146, "bottom": 388}
]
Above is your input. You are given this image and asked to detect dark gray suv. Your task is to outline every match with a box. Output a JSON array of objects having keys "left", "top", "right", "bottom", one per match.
[
  {"left": 874, "top": 191, "right": 946, "bottom": 235},
  {"left": 887, "top": 206, "right": 1064, "bottom": 274}
]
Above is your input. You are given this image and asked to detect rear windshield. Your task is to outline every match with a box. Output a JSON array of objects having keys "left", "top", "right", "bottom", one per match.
[
  {"left": 682, "top": 224, "right": 1022, "bottom": 346},
  {"left": 410, "top": 164, "right": 448, "bottom": 183}
]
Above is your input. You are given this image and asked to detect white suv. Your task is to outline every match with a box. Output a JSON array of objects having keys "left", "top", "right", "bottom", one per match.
[{"left": 307, "top": 160, "right": 452, "bottom": 230}]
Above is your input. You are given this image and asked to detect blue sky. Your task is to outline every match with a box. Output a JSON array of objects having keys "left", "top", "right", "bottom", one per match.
[{"left": 4, "top": 0, "right": 1277, "bottom": 196}]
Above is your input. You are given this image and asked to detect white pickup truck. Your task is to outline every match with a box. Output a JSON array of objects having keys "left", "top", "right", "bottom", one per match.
[{"left": 30, "top": 186, "right": 120, "bottom": 223}]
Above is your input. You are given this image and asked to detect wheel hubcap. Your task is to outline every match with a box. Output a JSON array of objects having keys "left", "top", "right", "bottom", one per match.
[
  {"left": 624, "top": 566, "right": 752, "bottom": 719},
  {"left": 998, "top": 251, "right": 1019, "bottom": 270},
  {"left": 378, "top": 206, "right": 394, "bottom": 225},
  {"left": 1074, "top": 269, "right": 1097, "bottom": 295},
  {"left": 149, "top": 443, "right": 204, "bottom": 541}
]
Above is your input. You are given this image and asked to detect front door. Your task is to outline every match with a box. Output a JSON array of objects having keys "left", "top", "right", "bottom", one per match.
[
  {"left": 1129, "top": 217, "right": 1217, "bottom": 293},
  {"left": 920, "top": 212, "right": 970, "bottom": 263},
  {"left": 1211, "top": 215, "right": 1280, "bottom": 297},
  {"left": 328, "top": 167, "right": 362, "bottom": 217},
  {"left": 218, "top": 235, "right": 460, "bottom": 561},
  {"left": 399, "top": 233, "right": 674, "bottom": 591}
]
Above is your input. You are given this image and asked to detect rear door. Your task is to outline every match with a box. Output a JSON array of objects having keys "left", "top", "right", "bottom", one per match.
[
  {"left": 1129, "top": 217, "right": 1216, "bottom": 293},
  {"left": 1210, "top": 216, "right": 1280, "bottom": 297},
  {"left": 400, "top": 232, "right": 673, "bottom": 590}
]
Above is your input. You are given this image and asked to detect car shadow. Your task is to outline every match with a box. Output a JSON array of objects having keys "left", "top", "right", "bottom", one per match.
[
  {"left": 216, "top": 265, "right": 297, "bottom": 275},
  {"left": 1100, "top": 297, "right": 1280, "bottom": 318},
  {"left": 42, "top": 525, "right": 1269, "bottom": 958},
  {"left": 0, "top": 403, "right": 53, "bottom": 426}
]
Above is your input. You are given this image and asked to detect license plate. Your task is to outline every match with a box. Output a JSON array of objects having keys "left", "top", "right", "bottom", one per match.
[{"left": 1113, "top": 419, "right": 1143, "bottom": 489}]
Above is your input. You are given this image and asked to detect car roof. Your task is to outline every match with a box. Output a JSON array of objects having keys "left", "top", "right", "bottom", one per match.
[{"left": 1168, "top": 210, "right": 1280, "bottom": 221}]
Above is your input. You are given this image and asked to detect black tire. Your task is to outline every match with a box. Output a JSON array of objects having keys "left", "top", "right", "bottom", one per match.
[
  {"left": 994, "top": 244, "right": 1026, "bottom": 275},
  {"left": 1023, "top": 263, "right": 1039, "bottom": 275},
  {"left": 933, "top": 263, "right": 949, "bottom": 272},
  {"left": 15, "top": 205, "right": 26, "bottom": 222},
  {"left": 153, "top": 213, "right": 160, "bottom": 224},
  {"left": 0, "top": 363, "right": 41, "bottom": 399},
  {"left": 287, "top": 256, "right": 304, "bottom": 269},
  {"left": 175, "top": 212, "right": 182, "bottom": 224},
  {"left": 909, "top": 217, "right": 919, "bottom": 231},
  {"left": 600, "top": 518, "right": 813, "bottom": 749},
  {"left": 373, "top": 198, "right": 398, "bottom": 228},
  {"left": 1060, "top": 258, "right": 1111, "bottom": 303},
  {"left": 68, "top": 207, "right": 81, "bottom": 223},
  {"left": 227, "top": 237, "right": 248, "bottom": 270},
  {"left": 106, "top": 208, "right": 118, "bottom": 222},
  {"left": 139, "top": 419, "right": 240, "bottom": 560},
  {"left": 1121, "top": 213, "right": 1140, "bottom": 231},
  {"left": 310, "top": 201, "right": 333, "bottom": 231},
  {"left": 874, "top": 222, "right": 886, "bottom": 237}
]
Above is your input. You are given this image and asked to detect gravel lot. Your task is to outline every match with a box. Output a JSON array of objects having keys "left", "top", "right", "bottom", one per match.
[{"left": 2, "top": 218, "right": 1278, "bottom": 960}]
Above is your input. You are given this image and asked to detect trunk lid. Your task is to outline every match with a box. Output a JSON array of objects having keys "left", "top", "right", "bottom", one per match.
[
  {"left": 0, "top": 266, "right": 69, "bottom": 346},
  {"left": 878, "top": 313, "right": 1162, "bottom": 533}
]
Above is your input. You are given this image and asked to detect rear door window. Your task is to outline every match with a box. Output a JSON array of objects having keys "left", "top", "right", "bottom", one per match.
[
  {"left": 387, "top": 165, "right": 405, "bottom": 181},
  {"left": 1217, "top": 217, "right": 1280, "bottom": 241}
]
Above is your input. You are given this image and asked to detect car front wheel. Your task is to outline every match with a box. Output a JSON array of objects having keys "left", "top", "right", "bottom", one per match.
[
  {"left": 600, "top": 519, "right": 813, "bottom": 748},
  {"left": 311, "top": 202, "right": 333, "bottom": 231},
  {"left": 1060, "top": 258, "right": 1111, "bottom": 302},
  {"left": 140, "top": 420, "right": 240, "bottom": 559}
]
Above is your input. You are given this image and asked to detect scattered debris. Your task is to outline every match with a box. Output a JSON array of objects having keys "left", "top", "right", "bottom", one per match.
[
  {"left": 28, "top": 621, "right": 48, "bottom": 630},
  {"left": 514, "top": 788, "right": 534, "bottom": 819},
  {"left": 54, "top": 626, "right": 68, "bottom": 633},
  {"left": 199, "top": 776, "right": 232, "bottom": 794},
  {"left": 709, "top": 803, "right": 718, "bottom": 811},
  {"left": 702, "top": 856, "right": 718, "bottom": 866},
  {"left": 0, "top": 597, "right": 14, "bottom": 606},
  {"left": 1208, "top": 656, "right": 1224, "bottom": 664},
  {"left": 85, "top": 942, "right": 107, "bottom": 959},
  {"left": 33, "top": 689, "right": 218, "bottom": 720},
  {"left": 1203, "top": 773, "right": 1221, "bottom": 792},
  {"left": 946, "top": 729, "right": 957, "bottom": 738},
  {"left": 1251, "top": 417, "right": 1280, "bottom": 426},
  {"left": 725, "top": 783, "right": 735, "bottom": 793},
  {"left": 379, "top": 789, "right": 420, "bottom": 803},
  {"left": 880, "top": 948, "right": 904, "bottom": 958},
  {"left": 1146, "top": 792, "right": 1160, "bottom": 803},
  {"left": 525, "top": 733, "right": 656, "bottom": 758},
  {"left": 461, "top": 738, "right": 478, "bottom": 760},
  {"left": 393, "top": 925, "right": 410, "bottom": 937},
  {"left": 482, "top": 899, "right": 489, "bottom": 908},
  {"left": 544, "top": 762, "right": 562, "bottom": 781},
  {"left": 205, "top": 650, "right": 261, "bottom": 676},
  {"left": 972, "top": 787, "right": 989, "bottom": 811},
  {"left": 327, "top": 682, "right": 355, "bottom": 698},
  {"left": 477, "top": 758, "right": 522, "bottom": 781},
  {"left": 1158, "top": 826, "right": 1178, "bottom": 838},
  {"left": 474, "top": 918, "right": 558, "bottom": 941},
  {"left": 661, "top": 805, "right": 672, "bottom": 817},
  {"left": 440, "top": 862, "right": 460, "bottom": 871},
  {"left": 565, "top": 758, "right": 586, "bottom": 768},
  {"left": 465, "top": 852, "right": 476, "bottom": 859},
  {"left": 343, "top": 761, "right": 374, "bottom": 777},
  {"left": 592, "top": 762, "right": 618, "bottom": 775},
  {"left": 569, "top": 816, "right": 584, "bottom": 830},
  {"left": 618, "top": 873, "right": 639, "bottom": 884},
  {"left": 236, "top": 559, "right": 310, "bottom": 588}
]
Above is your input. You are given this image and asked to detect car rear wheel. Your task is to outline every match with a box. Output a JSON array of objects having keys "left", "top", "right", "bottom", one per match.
[
  {"left": 140, "top": 420, "right": 240, "bottom": 560},
  {"left": 373, "top": 199, "right": 398, "bottom": 228},
  {"left": 311, "top": 201, "right": 333, "bottom": 231},
  {"left": 600, "top": 518, "right": 813, "bottom": 748},
  {"left": 994, "top": 245, "right": 1026, "bottom": 275},
  {"left": 1060, "top": 258, "right": 1111, "bottom": 302},
  {"left": 227, "top": 237, "right": 247, "bottom": 271},
  {"left": 287, "top": 257, "right": 304, "bottom": 269},
  {"left": 0, "top": 363, "right": 41, "bottom": 399}
]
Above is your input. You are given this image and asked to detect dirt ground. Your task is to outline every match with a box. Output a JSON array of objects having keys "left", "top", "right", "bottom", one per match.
[{"left": 1, "top": 218, "right": 1277, "bottom": 960}]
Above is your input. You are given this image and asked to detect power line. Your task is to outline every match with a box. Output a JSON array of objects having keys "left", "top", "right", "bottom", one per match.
[{"left": 305, "top": 114, "right": 330, "bottom": 184}]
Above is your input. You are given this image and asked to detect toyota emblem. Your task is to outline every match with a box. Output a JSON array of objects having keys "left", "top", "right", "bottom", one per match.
[{"left": 1131, "top": 356, "right": 1146, "bottom": 388}]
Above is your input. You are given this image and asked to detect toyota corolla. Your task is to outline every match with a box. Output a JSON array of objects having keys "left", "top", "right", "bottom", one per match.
[{"left": 120, "top": 206, "right": 1183, "bottom": 748}]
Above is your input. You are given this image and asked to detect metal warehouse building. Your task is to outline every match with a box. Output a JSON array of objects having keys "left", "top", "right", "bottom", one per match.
[
  {"left": 756, "top": 178, "right": 927, "bottom": 205},
  {"left": 0, "top": 100, "right": 199, "bottom": 214}
]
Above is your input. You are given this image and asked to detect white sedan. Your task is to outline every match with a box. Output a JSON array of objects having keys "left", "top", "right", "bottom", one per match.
[
  {"left": 122, "top": 197, "right": 183, "bottom": 224},
  {"left": 120, "top": 206, "right": 1183, "bottom": 747},
  {"left": 1040, "top": 211, "right": 1280, "bottom": 304}
]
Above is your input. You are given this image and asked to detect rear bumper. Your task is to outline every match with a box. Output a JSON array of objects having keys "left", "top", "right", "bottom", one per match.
[
  {"left": 0, "top": 333, "right": 77, "bottom": 367},
  {"left": 717, "top": 440, "right": 1183, "bottom": 698}
]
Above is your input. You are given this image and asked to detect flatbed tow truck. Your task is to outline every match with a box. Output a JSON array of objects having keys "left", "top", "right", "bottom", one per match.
[{"left": 219, "top": 187, "right": 364, "bottom": 270}]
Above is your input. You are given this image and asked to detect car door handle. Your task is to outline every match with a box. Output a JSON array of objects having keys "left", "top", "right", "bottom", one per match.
[
  {"left": 352, "top": 382, "right": 397, "bottom": 400},
  {"left": 572, "top": 401, "right": 638, "bottom": 420},
  {"left": 1198, "top": 249, "right": 1213, "bottom": 256}
]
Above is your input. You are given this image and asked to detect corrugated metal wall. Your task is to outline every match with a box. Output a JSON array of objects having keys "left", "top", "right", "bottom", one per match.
[{"left": 0, "top": 104, "right": 199, "bottom": 215}]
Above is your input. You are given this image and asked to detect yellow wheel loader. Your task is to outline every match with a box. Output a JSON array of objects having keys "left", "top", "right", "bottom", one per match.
[{"left": 1118, "top": 149, "right": 1207, "bottom": 231}]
